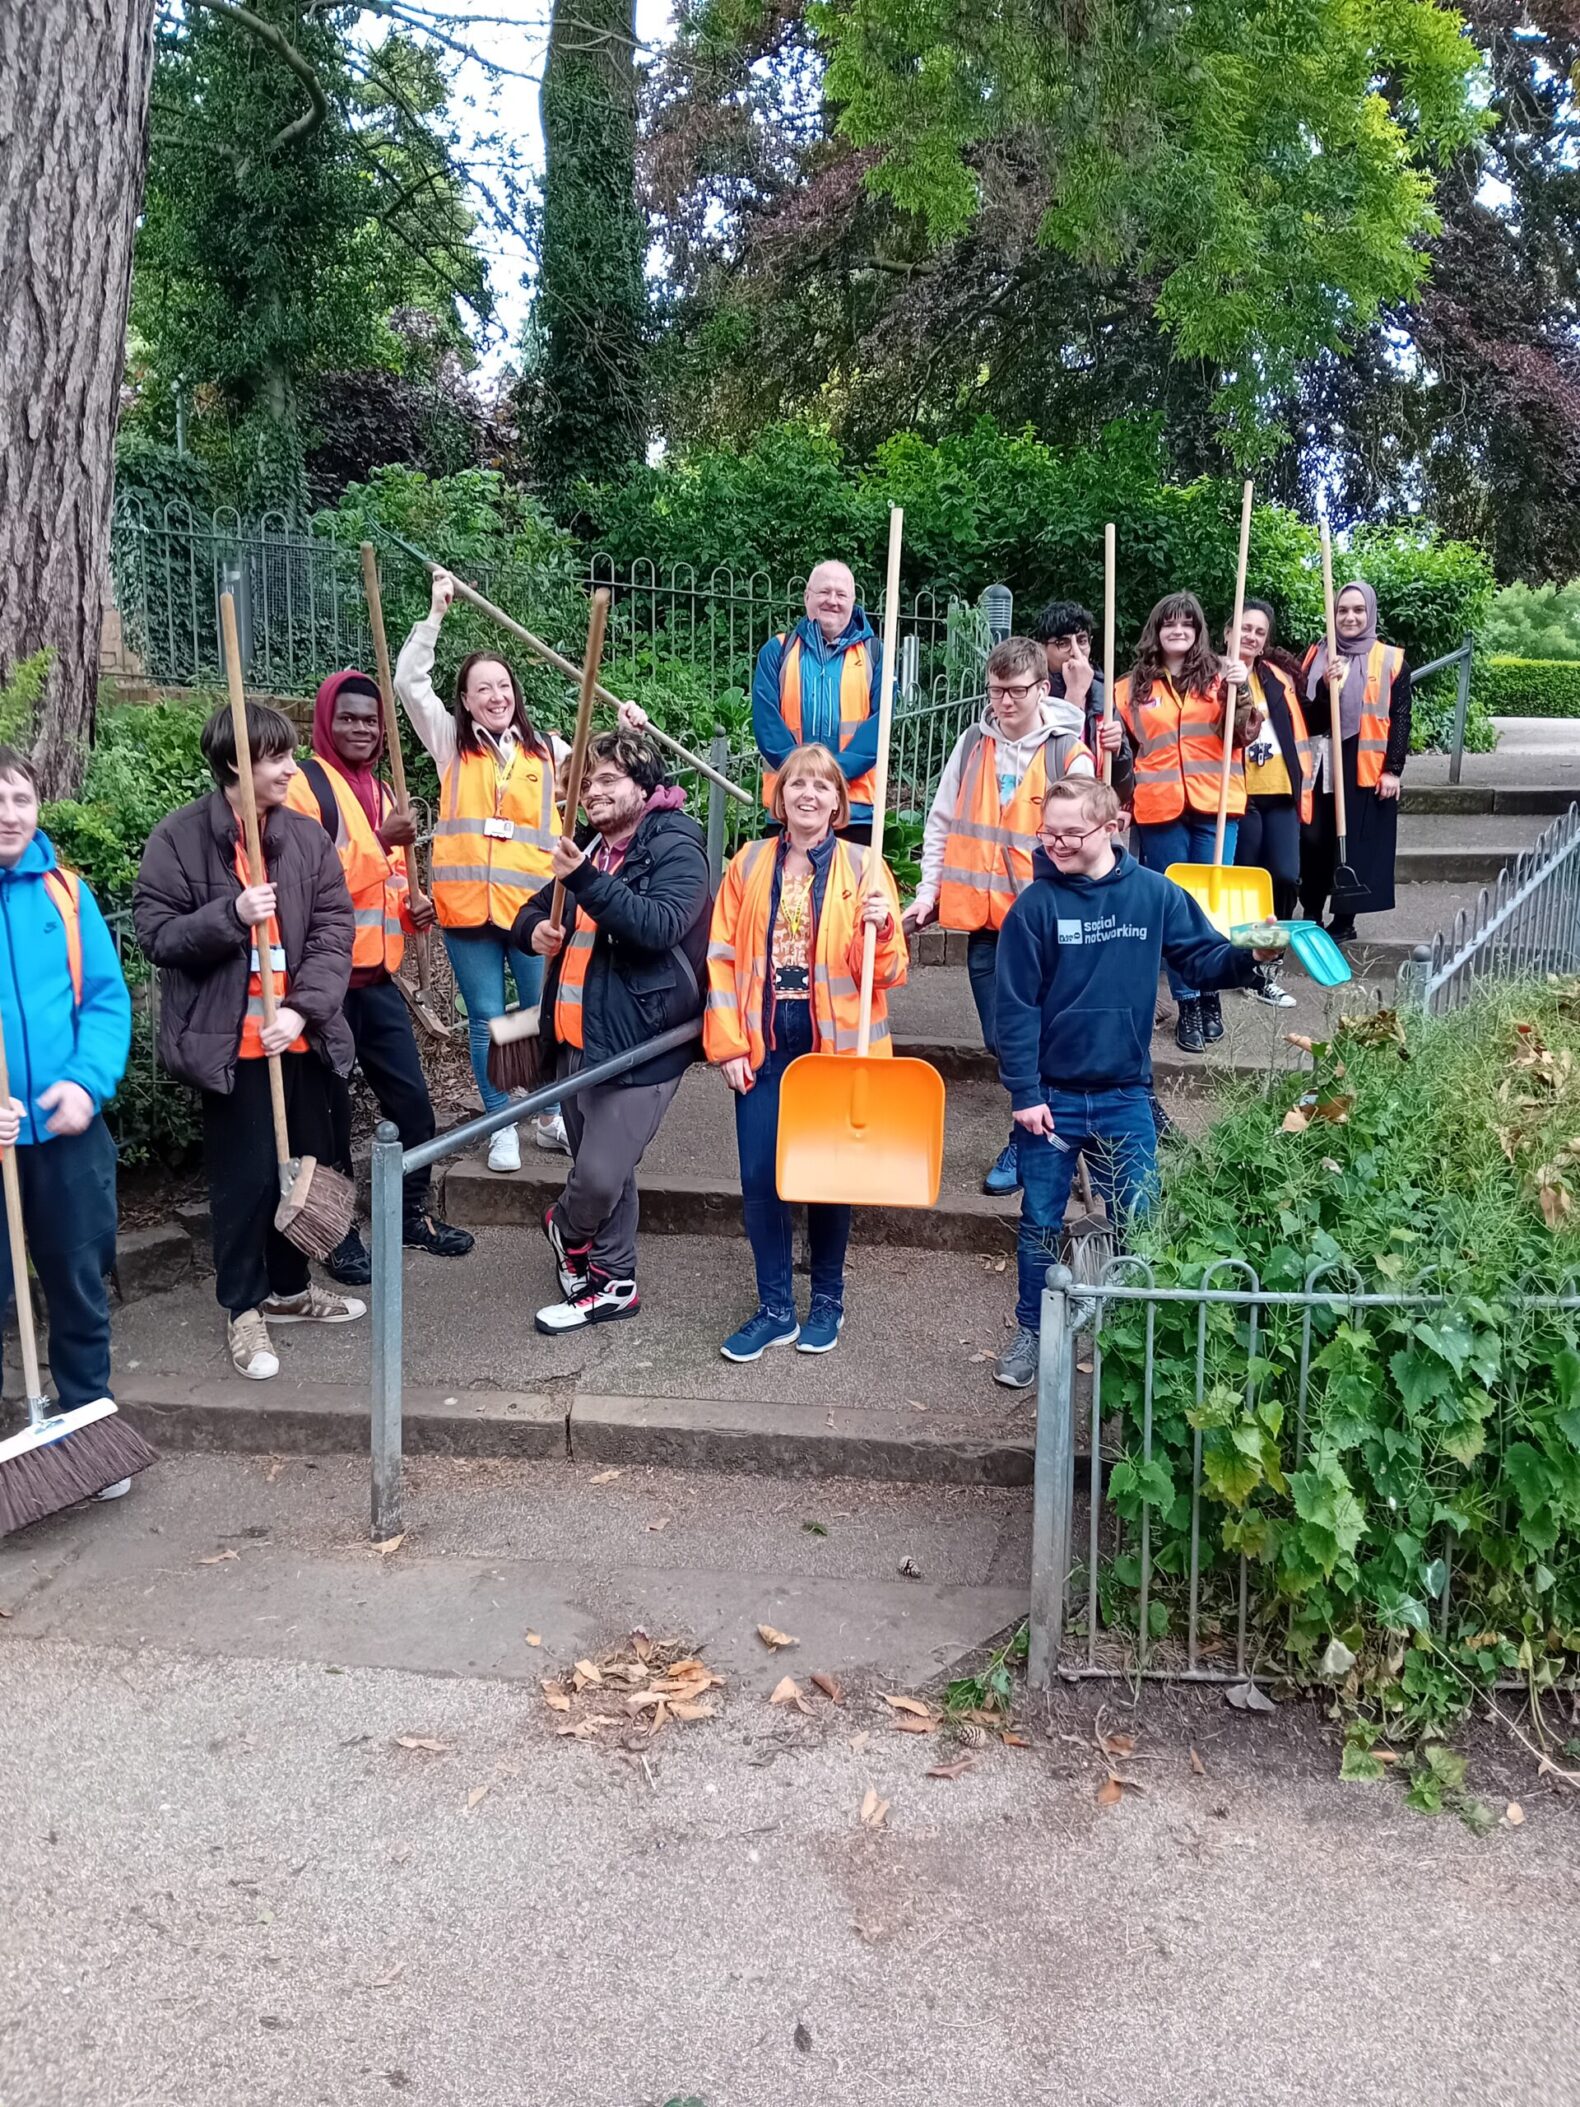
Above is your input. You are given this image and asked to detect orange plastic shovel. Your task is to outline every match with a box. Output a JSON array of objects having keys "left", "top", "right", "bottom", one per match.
[{"left": 774, "top": 506, "right": 946, "bottom": 1208}]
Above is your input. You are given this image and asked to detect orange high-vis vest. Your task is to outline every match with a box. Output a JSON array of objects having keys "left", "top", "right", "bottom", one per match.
[
  {"left": 42, "top": 868, "right": 83, "bottom": 1005},
  {"left": 554, "top": 915, "right": 595, "bottom": 1049},
  {"left": 1301, "top": 641, "right": 1404, "bottom": 790},
  {"left": 760, "top": 633, "right": 876, "bottom": 814},
  {"left": 431, "top": 741, "right": 559, "bottom": 931},
  {"left": 704, "top": 836, "right": 906, "bottom": 1070},
  {"left": 285, "top": 763, "right": 408, "bottom": 976},
  {"left": 1244, "top": 668, "right": 1317, "bottom": 825},
  {"left": 937, "top": 726, "right": 1093, "bottom": 933},
  {"left": 233, "top": 846, "right": 307, "bottom": 1059},
  {"left": 1115, "top": 673, "right": 1244, "bottom": 825}
]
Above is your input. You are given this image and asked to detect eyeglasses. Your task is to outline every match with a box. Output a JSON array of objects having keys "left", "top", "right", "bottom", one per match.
[
  {"left": 987, "top": 681, "right": 1046, "bottom": 704},
  {"left": 1040, "top": 820, "right": 1109, "bottom": 848}
]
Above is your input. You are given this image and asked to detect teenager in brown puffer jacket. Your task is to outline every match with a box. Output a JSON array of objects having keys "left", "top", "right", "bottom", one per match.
[{"left": 133, "top": 700, "right": 363, "bottom": 1382}]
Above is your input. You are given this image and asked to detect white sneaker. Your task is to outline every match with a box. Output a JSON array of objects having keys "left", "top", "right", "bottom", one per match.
[
  {"left": 534, "top": 1276, "right": 640, "bottom": 1333},
  {"left": 262, "top": 1284, "right": 367, "bottom": 1325},
  {"left": 227, "top": 1309, "right": 280, "bottom": 1381},
  {"left": 487, "top": 1125, "right": 521, "bottom": 1173},
  {"left": 533, "top": 1112, "right": 571, "bottom": 1156}
]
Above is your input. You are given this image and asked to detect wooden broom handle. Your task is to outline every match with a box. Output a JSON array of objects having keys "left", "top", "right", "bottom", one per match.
[
  {"left": 220, "top": 594, "right": 292, "bottom": 1165},
  {"left": 855, "top": 505, "right": 904, "bottom": 1060},
  {"left": 1214, "top": 479, "right": 1254, "bottom": 867},
  {"left": 0, "top": 1024, "right": 43, "bottom": 1401},
  {"left": 547, "top": 589, "right": 611, "bottom": 930},
  {"left": 361, "top": 544, "right": 419, "bottom": 877},
  {"left": 1319, "top": 518, "right": 1350, "bottom": 840},
  {"left": 1101, "top": 522, "right": 1117, "bottom": 787}
]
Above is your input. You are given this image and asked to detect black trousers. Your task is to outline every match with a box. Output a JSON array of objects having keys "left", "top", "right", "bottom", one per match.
[
  {"left": 326, "top": 977, "right": 437, "bottom": 1225},
  {"left": 1236, "top": 796, "right": 1301, "bottom": 920},
  {"left": 0, "top": 1119, "right": 117, "bottom": 1408},
  {"left": 202, "top": 1054, "right": 336, "bottom": 1318}
]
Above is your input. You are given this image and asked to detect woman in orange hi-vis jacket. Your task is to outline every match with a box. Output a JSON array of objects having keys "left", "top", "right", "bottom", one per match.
[
  {"left": 705, "top": 743, "right": 905, "bottom": 1363},
  {"left": 1114, "top": 590, "right": 1261, "bottom": 1054}
]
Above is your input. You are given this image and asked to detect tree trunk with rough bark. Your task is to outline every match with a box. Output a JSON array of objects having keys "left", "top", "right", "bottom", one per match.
[{"left": 0, "top": 1, "right": 159, "bottom": 797}]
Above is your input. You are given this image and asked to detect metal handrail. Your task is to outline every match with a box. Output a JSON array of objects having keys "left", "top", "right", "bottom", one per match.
[{"left": 368, "top": 1021, "right": 702, "bottom": 1536}]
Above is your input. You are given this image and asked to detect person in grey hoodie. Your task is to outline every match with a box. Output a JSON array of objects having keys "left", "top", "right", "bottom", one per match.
[{"left": 903, "top": 636, "right": 1094, "bottom": 1197}]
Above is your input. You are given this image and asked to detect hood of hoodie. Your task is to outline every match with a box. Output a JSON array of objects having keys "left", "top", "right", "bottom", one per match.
[
  {"left": 794, "top": 606, "right": 878, "bottom": 662},
  {"left": 0, "top": 831, "right": 60, "bottom": 887},
  {"left": 975, "top": 695, "right": 1087, "bottom": 775},
  {"left": 312, "top": 669, "right": 383, "bottom": 767}
]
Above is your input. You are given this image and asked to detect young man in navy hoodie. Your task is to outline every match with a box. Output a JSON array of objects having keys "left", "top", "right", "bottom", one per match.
[{"left": 990, "top": 776, "right": 1274, "bottom": 1388}]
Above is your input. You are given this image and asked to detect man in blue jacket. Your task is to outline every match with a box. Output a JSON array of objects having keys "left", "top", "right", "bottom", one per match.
[
  {"left": 990, "top": 776, "right": 1273, "bottom": 1388},
  {"left": 752, "top": 561, "right": 883, "bottom": 843},
  {"left": 0, "top": 747, "right": 132, "bottom": 1431}
]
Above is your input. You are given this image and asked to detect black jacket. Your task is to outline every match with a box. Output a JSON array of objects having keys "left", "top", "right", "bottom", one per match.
[
  {"left": 513, "top": 806, "right": 711, "bottom": 1087},
  {"left": 133, "top": 792, "right": 355, "bottom": 1095}
]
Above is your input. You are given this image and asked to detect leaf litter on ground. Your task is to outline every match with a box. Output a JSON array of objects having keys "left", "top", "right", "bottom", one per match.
[{"left": 540, "top": 1632, "right": 723, "bottom": 1747}]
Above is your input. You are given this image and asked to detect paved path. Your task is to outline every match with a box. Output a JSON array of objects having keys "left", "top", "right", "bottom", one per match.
[
  {"left": 1412, "top": 716, "right": 1580, "bottom": 791},
  {"left": 2, "top": 1456, "right": 1577, "bottom": 2107}
]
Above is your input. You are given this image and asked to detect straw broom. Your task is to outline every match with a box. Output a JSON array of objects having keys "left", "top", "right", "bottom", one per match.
[
  {"left": 0, "top": 1030, "right": 156, "bottom": 1535},
  {"left": 221, "top": 594, "right": 355, "bottom": 1259},
  {"left": 486, "top": 589, "right": 610, "bottom": 1095}
]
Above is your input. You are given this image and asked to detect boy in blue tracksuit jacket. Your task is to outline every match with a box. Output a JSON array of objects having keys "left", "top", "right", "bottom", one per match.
[
  {"left": 990, "top": 775, "right": 1273, "bottom": 1388},
  {"left": 0, "top": 747, "right": 131, "bottom": 1411}
]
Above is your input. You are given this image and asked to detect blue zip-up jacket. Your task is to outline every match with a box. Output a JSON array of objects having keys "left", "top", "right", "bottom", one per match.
[
  {"left": 0, "top": 833, "right": 131, "bottom": 1146},
  {"left": 995, "top": 847, "right": 1258, "bottom": 1102},
  {"left": 752, "top": 611, "right": 884, "bottom": 820}
]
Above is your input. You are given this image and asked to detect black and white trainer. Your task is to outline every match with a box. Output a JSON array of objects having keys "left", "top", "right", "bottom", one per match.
[{"left": 534, "top": 1272, "right": 640, "bottom": 1334}]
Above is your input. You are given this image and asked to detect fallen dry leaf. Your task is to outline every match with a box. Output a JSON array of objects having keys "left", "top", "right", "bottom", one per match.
[
  {"left": 394, "top": 1736, "right": 453, "bottom": 1754},
  {"left": 1505, "top": 1800, "right": 1526, "bottom": 1827},
  {"left": 0, "top": 1606, "right": 12, "bottom": 1619},
  {"left": 882, "top": 1694, "right": 933, "bottom": 1719},
  {"left": 670, "top": 1701, "right": 714, "bottom": 1724},
  {"left": 373, "top": 1533, "right": 406, "bottom": 1558},
  {"left": 1189, "top": 1746, "right": 1206, "bottom": 1777},
  {"left": 198, "top": 1549, "right": 240, "bottom": 1565},
  {"left": 588, "top": 1468, "right": 623, "bottom": 1485},
  {"left": 573, "top": 1659, "right": 603, "bottom": 1685},
  {"left": 1102, "top": 1731, "right": 1135, "bottom": 1757},
  {"left": 265, "top": 1458, "right": 286, "bottom": 1483},
  {"left": 810, "top": 1672, "right": 843, "bottom": 1704},
  {"left": 525, "top": 1632, "right": 542, "bottom": 1647},
  {"left": 859, "top": 1788, "right": 889, "bottom": 1829},
  {"left": 1280, "top": 1106, "right": 1311, "bottom": 1134},
  {"left": 926, "top": 1755, "right": 979, "bottom": 1781},
  {"left": 557, "top": 1719, "right": 604, "bottom": 1740},
  {"left": 368, "top": 1964, "right": 405, "bottom": 1989},
  {"left": 849, "top": 1731, "right": 870, "bottom": 1756},
  {"left": 540, "top": 1680, "right": 572, "bottom": 1714},
  {"left": 758, "top": 1624, "right": 800, "bottom": 1650},
  {"left": 667, "top": 1658, "right": 707, "bottom": 1678},
  {"left": 1096, "top": 1775, "right": 1125, "bottom": 1807},
  {"left": 465, "top": 1785, "right": 490, "bottom": 1812},
  {"left": 647, "top": 1517, "right": 670, "bottom": 1533},
  {"left": 892, "top": 1717, "right": 936, "bottom": 1736},
  {"left": 1001, "top": 1731, "right": 1031, "bottom": 1749},
  {"left": 769, "top": 1675, "right": 803, "bottom": 1706}
]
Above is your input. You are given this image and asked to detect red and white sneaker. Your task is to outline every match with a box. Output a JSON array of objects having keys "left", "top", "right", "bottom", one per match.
[
  {"left": 534, "top": 1272, "right": 640, "bottom": 1334},
  {"left": 542, "top": 1204, "right": 592, "bottom": 1300}
]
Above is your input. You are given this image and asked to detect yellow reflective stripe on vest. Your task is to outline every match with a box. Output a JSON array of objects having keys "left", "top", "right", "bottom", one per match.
[{"left": 433, "top": 745, "right": 559, "bottom": 930}]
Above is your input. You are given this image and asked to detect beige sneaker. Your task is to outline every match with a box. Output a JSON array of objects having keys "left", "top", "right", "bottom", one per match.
[
  {"left": 261, "top": 1284, "right": 367, "bottom": 1325},
  {"left": 228, "top": 1309, "right": 280, "bottom": 1381}
]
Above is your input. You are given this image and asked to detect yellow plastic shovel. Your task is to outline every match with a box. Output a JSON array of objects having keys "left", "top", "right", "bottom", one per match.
[
  {"left": 1165, "top": 479, "right": 1275, "bottom": 934},
  {"left": 774, "top": 505, "right": 946, "bottom": 1209}
]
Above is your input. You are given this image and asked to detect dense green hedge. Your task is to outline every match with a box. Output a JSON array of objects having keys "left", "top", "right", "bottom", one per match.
[{"left": 1471, "top": 657, "right": 1580, "bottom": 719}]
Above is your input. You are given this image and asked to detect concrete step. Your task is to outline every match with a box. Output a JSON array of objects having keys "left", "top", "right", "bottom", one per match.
[
  {"left": 1395, "top": 811, "right": 1554, "bottom": 885},
  {"left": 1402, "top": 785, "right": 1578, "bottom": 817}
]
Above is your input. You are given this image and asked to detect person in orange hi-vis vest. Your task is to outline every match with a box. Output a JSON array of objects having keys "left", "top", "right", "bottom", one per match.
[
  {"left": 1114, "top": 590, "right": 1263, "bottom": 1055},
  {"left": 753, "top": 561, "right": 883, "bottom": 842},
  {"left": 1298, "top": 578, "right": 1413, "bottom": 943},
  {"left": 904, "top": 634, "right": 1095, "bottom": 1202},
  {"left": 513, "top": 730, "right": 710, "bottom": 1335},
  {"left": 706, "top": 743, "right": 906, "bottom": 1362},
  {"left": 286, "top": 670, "right": 475, "bottom": 1283},
  {"left": 0, "top": 744, "right": 131, "bottom": 1487},
  {"left": 1226, "top": 600, "right": 1315, "bottom": 1011}
]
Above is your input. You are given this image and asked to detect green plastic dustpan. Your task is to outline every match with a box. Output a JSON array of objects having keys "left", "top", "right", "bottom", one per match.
[{"left": 1231, "top": 918, "right": 1352, "bottom": 986}]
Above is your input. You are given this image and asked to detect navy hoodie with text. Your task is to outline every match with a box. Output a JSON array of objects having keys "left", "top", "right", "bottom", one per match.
[{"left": 994, "top": 848, "right": 1259, "bottom": 1106}]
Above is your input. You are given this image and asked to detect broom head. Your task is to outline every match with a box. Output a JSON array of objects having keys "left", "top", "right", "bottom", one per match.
[
  {"left": 486, "top": 1004, "right": 545, "bottom": 1096},
  {"left": 0, "top": 1397, "right": 158, "bottom": 1538},
  {"left": 274, "top": 1154, "right": 357, "bottom": 1260}
]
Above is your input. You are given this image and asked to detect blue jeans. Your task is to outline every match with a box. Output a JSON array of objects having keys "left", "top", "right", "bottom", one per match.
[
  {"left": 1135, "top": 815, "right": 1240, "bottom": 1000},
  {"left": 734, "top": 1001, "right": 849, "bottom": 1318},
  {"left": 1015, "top": 1086, "right": 1157, "bottom": 1329},
  {"left": 442, "top": 927, "right": 545, "bottom": 1117}
]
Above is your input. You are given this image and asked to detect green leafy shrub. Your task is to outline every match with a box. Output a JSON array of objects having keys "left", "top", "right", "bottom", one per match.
[
  {"left": 1097, "top": 988, "right": 1580, "bottom": 1730},
  {"left": 1481, "top": 581, "right": 1580, "bottom": 662},
  {"left": 1471, "top": 657, "right": 1580, "bottom": 719},
  {"left": 43, "top": 699, "right": 214, "bottom": 904}
]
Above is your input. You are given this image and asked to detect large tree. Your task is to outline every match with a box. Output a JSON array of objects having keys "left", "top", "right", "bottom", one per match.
[{"left": 0, "top": 0, "right": 159, "bottom": 796}]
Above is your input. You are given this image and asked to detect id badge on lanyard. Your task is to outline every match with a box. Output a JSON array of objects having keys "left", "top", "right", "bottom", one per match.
[
  {"left": 250, "top": 943, "right": 287, "bottom": 976},
  {"left": 486, "top": 741, "right": 518, "bottom": 841}
]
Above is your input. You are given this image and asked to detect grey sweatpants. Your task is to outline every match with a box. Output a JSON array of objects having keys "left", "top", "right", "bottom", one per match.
[{"left": 554, "top": 1050, "right": 682, "bottom": 1281}]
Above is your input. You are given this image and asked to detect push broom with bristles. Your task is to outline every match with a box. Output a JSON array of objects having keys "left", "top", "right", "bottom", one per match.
[
  {"left": 486, "top": 587, "right": 610, "bottom": 1096},
  {"left": 0, "top": 1027, "right": 156, "bottom": 1536},
  {"left": 222, "top": 593, "right": 355, "bottom": 1260}
]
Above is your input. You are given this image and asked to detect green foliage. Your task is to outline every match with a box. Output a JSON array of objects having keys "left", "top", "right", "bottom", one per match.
[
  {"left": 1482, "top": 582, "right": 1580, "bottom": 662},
  {"left": 0, "top": 651, "right": 52, "bottom": 745},
  {"left": 810, "top": 0, "right": 1484, "bottom": 453},
  {"left": 1097, "top": 987, "right": 1580, "bottom": 1730},
  {"left": 943, "top": 1623, "right": 1029, "bottom": 1718},
  {"left": 43, "top": 700, "right": 214, "bottom": 906},
  {"left": 1472, "top": 658, "right": 1580, "bottom": 720}
]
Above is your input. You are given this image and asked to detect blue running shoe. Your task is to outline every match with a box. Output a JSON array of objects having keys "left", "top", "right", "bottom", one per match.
[
  {"left": 982, "top": 1140, "right": 1021, "bottom": 1197},
  {"left": 720, "top": 1307, "right": 801, "bottom": 1362},
  {"left": 796, "top": 1297, "right": 845, "bottom": 1353}
]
